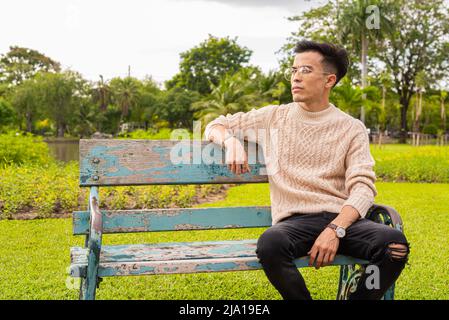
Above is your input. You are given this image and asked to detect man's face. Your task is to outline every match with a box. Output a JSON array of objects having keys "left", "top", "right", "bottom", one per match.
[{"left": 290, "top": 51, "right": 335, "bottom": 103}]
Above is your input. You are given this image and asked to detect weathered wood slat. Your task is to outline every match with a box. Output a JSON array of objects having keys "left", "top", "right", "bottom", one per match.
[
  {"left": 71, "top": 240, "right": 261, "bottom": 264},
  {"left": 73, "top": 206, "right": 272, "bottom": 235},
  {"left": 79, "top": 139, "right": 268, "bottom": 186},
  {"left": 70, "top": 240, "right": 369, "bottom": 277}
]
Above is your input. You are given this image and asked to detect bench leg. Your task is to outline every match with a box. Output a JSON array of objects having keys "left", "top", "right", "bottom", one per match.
[
  {"left": 79, "top": 278, "right": 85, "bottom": 300},
  {"left": 79, "top": 252, "right": 101, "bottom": 300},
  {"left": 382, "top": 283, "right": 395, "bottom": 300},
  {"left": 337, "top": 264, "right": 396, "bottom": 300},
  {"left": 337, "top": 264, "right": 364, "bottom": 300}
]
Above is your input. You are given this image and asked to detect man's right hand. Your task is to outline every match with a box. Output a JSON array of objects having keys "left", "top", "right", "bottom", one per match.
[{"left": 224, "top": 137, "right": 251, "bottom": 175}]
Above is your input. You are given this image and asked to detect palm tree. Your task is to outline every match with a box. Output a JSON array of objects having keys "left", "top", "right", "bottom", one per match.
[
  {"left": 330, "top": 77, "right": 363, "bottom": 116},
  {"left": 92, "top": 75, "right": 110, "bottom": 112},
  {"left": 193, "top": 69, "right": 261, "bottom": 125},
  {"left": 110, "top": 76, "right": 141, "bottom": 122},
  {"left": 337, "top": 0, "right": 393, "bottom": 123},
  {"left": 256, "top": 70, "right": 289, "bottom": 105}
]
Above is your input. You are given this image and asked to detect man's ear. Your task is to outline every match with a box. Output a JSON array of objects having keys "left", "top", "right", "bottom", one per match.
[{"left": 325, "top": 74, "right": 337, "bottom": 88}]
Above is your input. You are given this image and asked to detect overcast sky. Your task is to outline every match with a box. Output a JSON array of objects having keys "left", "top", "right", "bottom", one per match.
[{"left": 0, "top": 0, "right": 325, "bottom": 85}]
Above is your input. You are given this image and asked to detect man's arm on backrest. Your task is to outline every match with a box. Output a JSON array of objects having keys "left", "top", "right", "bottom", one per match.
[{"left": 204, "top": 105, "right": 277, "bottom": 145}]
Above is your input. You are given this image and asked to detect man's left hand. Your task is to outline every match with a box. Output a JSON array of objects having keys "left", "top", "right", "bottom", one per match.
[{"left": 308, "top": 227, "right": 340, "bottom": 269}]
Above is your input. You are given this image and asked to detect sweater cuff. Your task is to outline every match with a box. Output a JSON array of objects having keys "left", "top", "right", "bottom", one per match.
[{"left": 342, "top": 194, "right": 373, "bottom": 218}]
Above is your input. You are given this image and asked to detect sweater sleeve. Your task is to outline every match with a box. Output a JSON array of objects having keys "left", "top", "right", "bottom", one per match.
[
  {"left": 204, "top": 105, "right": 276, "bottom": 143},
  {"left": 342, "top": 120, "right": 378, "bottom": 218}
]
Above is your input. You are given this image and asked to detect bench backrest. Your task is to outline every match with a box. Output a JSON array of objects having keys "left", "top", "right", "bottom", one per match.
[
  {"left": 79, "top": 139, "right": 267, "bottom": 186},
  {"left": 73, "top": 139, "right": 272, "bottom": 235}
]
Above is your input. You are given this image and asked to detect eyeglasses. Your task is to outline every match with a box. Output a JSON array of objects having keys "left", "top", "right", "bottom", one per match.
[{"left": 284, "top": 66, "right": 333, "bottom": 81}]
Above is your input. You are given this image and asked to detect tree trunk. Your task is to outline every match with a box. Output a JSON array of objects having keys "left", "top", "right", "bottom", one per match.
[
  {"left": 413, "top": 90, "right": 423, "bottom": 134},
  {"left": 26, "top": 112, "right": 32, "bottom": 133},
  {"left": 441, "top": 97, "right": 446, "bottom": 133},
  {"left": 360, "top": 33, "right": 368, "bottom": 124},
  {"left": 57, "top": 122, "right": 65, "bottom": 138},
  {"left": 399, "top": 95, "right": 409, "bottom": 144}
]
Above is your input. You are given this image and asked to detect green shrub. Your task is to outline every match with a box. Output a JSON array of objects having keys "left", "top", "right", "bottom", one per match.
[
  {"left": 117, "top": 128, "right": 193, "bottom": 140},
  {"left": 0, "top": 132, "right": 53, "bottom": 166},
  {"left": 0, "top": 161, "right": 224, "bottom": 219},
  {"left": 0, "top": 161, "right": 79, "bottom": 218},
  {"left": 422, "top": 124, "right": 438, "bottom": 135}
]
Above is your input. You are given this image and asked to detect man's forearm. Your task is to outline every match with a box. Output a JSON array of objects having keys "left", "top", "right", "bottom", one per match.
[{"left": 331, "top": 205, "right": 361, "bottom": 229}]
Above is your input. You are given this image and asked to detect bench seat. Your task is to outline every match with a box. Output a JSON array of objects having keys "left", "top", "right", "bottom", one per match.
[{"left": 70, "top": 239, "right": 369, "bottom": 278}]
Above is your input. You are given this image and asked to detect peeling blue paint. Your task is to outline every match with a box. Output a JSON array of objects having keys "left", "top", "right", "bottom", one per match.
[
  {"left": 73, "top": 207, "right": 272, "bottom": 235},
  {"left": 79, "top": 140, "right": 268, "bottom": 186}
]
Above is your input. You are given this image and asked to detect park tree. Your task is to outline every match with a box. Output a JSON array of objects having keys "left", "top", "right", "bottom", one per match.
[
  {"left": 376, "top": 70, "right": 393, "bottom": 145},
  {"left": 11, "top": 78, "right": 41, "bottom": 133},
  {"left": 254, "top": 69, "right": 290, "bottom": 106},
  {"left": 92, "top": 75, "right": 111, "bottom": 112},
  {"left": 280, "top": 2, "right": 359, "bottom": 80},
  {"left": 71, "top": 99, "right": 97, "bottom": 138},
  {"left": 131, "top": 77, "right": 163, "bottom": 130},
  {"left": 109, "top": 76, "right": 141, "bottom": 123},
  {"left": 336, "top": 0, "right": 393, "bottom": 123},
  {"left": 166, "top": 35, "right": 252, "bottom": 95},
  {"left": 160, "top": 87, "right": 200, "bottom": 129},
  {"left": 412, "top": 71, "right": 427, "bottom": 135},
  {"left": 0, "top": 46, "right": 61, "bottom": 86},
  {"left": 35, "top": 71, "right": 86, "bottom": 137},
  {"left": 440, "top": 91, "right": 447, "bottom": 133},
  {"left": 0, "top": 97, "right": 15, "bottom": 130},
  {"left": 281, "top": 0, "right": 449, "bottom": 143},
  {"left": 330, "top": 77, "right": 364, "bottom": 116},
  {"left": 377, "top": 0, "right": 449, "bottom": 143}
]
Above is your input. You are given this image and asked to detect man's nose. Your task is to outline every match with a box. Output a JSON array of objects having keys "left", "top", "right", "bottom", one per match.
[
  {"left": 292, "top": 72, "right": 303, "bottom": 82},
  {"left": 292, "top": 76, "right": 302, "bottom": 84}
]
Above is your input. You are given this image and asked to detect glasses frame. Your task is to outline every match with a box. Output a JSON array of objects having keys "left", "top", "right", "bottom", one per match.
[{"left": 284, "top": 66, "right": 334, "bottom": 82}]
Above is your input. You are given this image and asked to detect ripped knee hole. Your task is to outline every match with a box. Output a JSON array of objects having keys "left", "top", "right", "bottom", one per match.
[{"left": 386, "top": 243, "right": 409, "bottom": 261}]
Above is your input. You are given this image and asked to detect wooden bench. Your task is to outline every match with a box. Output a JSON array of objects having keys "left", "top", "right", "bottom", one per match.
[{"left": 69, "top": 139, "right": 404, "bottom": 300}]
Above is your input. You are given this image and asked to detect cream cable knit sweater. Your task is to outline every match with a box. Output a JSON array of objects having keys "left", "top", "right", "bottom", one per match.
[{"left": 204, "top": 102, "right": 377, "bottom": 225}]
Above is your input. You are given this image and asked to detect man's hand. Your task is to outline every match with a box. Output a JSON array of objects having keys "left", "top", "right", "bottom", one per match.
[
  {"left": 224, "top": 137, "right": 250, "bottom": 175},
  {"left": 307, "top": 206, "right": 361, "bottom": 269},
  {"left": 308, "top": 227, "right": 340, "bottom": 269}
]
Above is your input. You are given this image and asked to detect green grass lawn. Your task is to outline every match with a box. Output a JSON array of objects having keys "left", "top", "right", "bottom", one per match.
[{"left": 0, "top": 182, "right": 448, "bottom": 300}]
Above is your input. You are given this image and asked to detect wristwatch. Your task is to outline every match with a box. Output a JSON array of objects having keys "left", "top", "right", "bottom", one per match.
[{"left": 326, "top": 223, "right": 346, "bottom": 238}]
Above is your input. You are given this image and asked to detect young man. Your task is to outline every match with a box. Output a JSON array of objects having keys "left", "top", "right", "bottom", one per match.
[{"left": 204, "top": 40, "right": 409, "bottom": 300}]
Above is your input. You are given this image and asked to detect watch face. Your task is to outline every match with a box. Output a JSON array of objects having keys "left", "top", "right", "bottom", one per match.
[{"left": 336, "top": 227, "right": 346, "bottom": 238}]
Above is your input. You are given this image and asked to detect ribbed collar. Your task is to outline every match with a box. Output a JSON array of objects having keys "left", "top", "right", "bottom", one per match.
[{"left": 291, "top": 102, "right": 338, "bottom": 125}]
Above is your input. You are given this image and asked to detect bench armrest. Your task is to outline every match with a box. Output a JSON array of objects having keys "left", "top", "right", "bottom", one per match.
[
  {"left": 89, "top": 188, "right": 103, "bottom": 238},
  {"left": 365, "top": 203, "right": 403, "bottom": 232},
  {"left": 81, "top": 186, "right": 103, "bottom": 299}
]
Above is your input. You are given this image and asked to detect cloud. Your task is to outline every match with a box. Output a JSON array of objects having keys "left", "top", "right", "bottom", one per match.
[
  {"left": 170, "top": 0, "right": 322, "bottom": 11},
  {"left": 0, "top": 0, "right": 315, "bottom": 82}
]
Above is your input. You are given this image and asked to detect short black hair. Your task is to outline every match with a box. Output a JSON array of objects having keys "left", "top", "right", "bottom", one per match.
[{"left": 294, "top": 40, "right": 349, "bottom": 86}]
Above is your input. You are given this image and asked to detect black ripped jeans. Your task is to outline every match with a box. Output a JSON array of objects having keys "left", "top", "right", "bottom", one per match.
[{"left": 256, "top": 212, "right": 410, "bottom": 300}]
